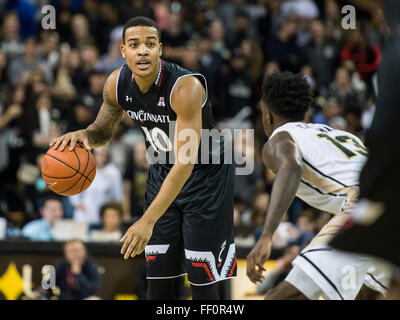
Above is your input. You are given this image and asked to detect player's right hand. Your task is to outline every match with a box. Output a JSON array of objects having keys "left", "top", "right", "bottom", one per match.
[
  {"left": 50, "top": 129, "right": 91, "bottom": 151},
  {"left": 246, "top": 234, "right": 272, "bottom": 284}
]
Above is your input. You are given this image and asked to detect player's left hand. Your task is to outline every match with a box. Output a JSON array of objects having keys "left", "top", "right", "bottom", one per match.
[
  {"left": 246, "top": 234, "right": 272, "bottom": 284},
  {"left": 120, "top": 218, "right": 154, "bottom": 259}
]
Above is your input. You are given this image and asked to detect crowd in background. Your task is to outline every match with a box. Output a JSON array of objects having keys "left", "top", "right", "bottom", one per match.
[{"left": 0, "top": 0, "right": 387, "bottom": 296}]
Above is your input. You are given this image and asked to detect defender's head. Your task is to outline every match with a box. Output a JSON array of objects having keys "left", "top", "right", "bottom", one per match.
[
  {"left": 121, "top": 16, "right": 162, "bottom": 79},
  {"left": 261, "top": 71, "right": 312, "bottom": 137}
]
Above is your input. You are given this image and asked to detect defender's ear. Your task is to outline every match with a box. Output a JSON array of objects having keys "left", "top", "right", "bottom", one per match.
[{"left": 266, "top": 108, "right": 272, "bottom": 125}]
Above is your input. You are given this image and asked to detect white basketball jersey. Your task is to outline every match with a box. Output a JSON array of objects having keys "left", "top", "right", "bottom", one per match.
[{"left": 269, "top": 122, "right": 367, "bottom": 214}]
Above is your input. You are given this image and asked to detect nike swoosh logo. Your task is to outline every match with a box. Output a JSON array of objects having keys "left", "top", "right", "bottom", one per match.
[{"left": 46, "top": 182, "right": 57, "bottom": 187}]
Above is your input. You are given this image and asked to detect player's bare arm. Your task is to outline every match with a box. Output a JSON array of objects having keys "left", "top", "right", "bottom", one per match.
[
  {"left": 50, "top": 68, "right": 124, "bottom": 151},
  {"left": 247, "top": 131, "right": 302, "bottom": 284},
  {"left": 120, "top": 75, "right": 204, "bottom": 259}
]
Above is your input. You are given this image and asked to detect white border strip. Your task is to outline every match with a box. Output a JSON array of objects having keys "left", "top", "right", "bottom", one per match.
[
  {"left": 146, "top": 273, "right": 188, "bottom": 280},
  {"left": 169, "top": 73, "right": 208, "bottom": 112},
  {"left": 115, "top": 65, "right": 124, "bottom": 104}
]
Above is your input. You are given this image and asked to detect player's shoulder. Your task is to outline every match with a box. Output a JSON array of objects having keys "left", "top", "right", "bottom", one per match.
[
  {"left": 103, "top": 66, "right": 128, "bottom": 105},
  {"left": 164, "top": 60, "right": 204, "bottom": 85},
  {"left": 262, "top": 131, "right": 298, "bottom": 170},
  {"left": 107, "top": 65, "right": 126, "bottom": 85}
]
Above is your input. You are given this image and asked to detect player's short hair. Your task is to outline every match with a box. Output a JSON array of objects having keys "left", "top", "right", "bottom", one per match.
[
  {"left": 122, "top": 16, "right": 161, "bottom": 43},
  {"left": 262, "top": 71, "right": 313, "bottom": 121}
]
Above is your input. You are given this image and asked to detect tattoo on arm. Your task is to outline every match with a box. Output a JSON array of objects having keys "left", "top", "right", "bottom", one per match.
[{"left": 86, "top": 76, "right": 124, "bottom": 148}]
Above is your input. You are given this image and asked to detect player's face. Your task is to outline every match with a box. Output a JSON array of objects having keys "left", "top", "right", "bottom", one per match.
[{"left": 121, "top": 26, "right": 162, "bottom": 79}]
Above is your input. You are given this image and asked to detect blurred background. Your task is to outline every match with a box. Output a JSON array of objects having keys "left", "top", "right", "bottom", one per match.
[{"left": 0, "top": 0, "right": 386, "bottom": 300}]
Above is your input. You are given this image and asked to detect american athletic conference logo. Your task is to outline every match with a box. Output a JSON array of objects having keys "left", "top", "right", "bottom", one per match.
[{"left": 157, "top": 97, "right": 166, "bottom": 107}]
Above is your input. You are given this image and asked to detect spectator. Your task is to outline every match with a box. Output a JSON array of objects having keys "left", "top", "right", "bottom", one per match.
[
  {"left": 226, "top": 10, "right": 255, "bottom": 52},
  {"left": 217, "top": 0, "right": 250, "bottom": 35},
  {"left": 124, "top": 141, "right": 150, "bottom": 218},
  {"left": 218, "top": 48, "right": 254, "bottom": 128},
  {"left": 197, "top": 35, "right": 224, "bottom": 117},
  {"left": 8, "top": 37, "right": 41, "bottom": 86},
  {"left": 0, "top": 12, "right": 24, "bottom": 60},
  {"left": 21, "top": 197, "right": 63, "bottom": 241},
  {"left": 180, "top": 42, "right": 200, "bottom": 72},
  {"left": 305, "top": 19, "right": 340, "bottom": 93},
  {"left": 240, "top": 38, "right": 264, "bottom": 82},
  {"left": 72, "top": 45, "right": 100, "bottom": 92},
  {"left": 312, "top": 97, "right": 342, "bottom": 125},
  {"left": 90, "top": 202, "right": 123, "bottom": 242},
  {"left": 327, "top": 66, "right": 359, "bottom": 107},
  {"left": 161, "top": 11, "right": 191, "bottom": 65},
  {"left": 69, "top": 147, "right": 124, "bottom": 226},
  {"left": 208, "top": 20, "right": 230, "bottom": 60},
  {"left": 294, "top": 210, "right": 316, "bottom": 248},
  {"left": 55, "top": 239, "right": 102, "bottom": 300},
  {"left": 344, "top": 106, "right": 364, "bottom": 140},
  {"left": 250, "top": 193, "right": 270, "bottom": 228},
  {"left": 265, "top": 16, "right": 304, "bottom": 73},
  {"left": 0, "top": 50, "right": 10, "bottom": 106},
  {"left": 257, "top": 0, "right": 284, "bottom": 47},
  {"left": 95, "top": 1, "right": 121, "bottom": 55},
  {"left": 341, "top": 26, "right": 381, "bottom": 85},
  {"left": 97, "top": 27, "right": 126, "bottom": 75},
  {"left": 69, "top": 14, "right": 95, "bottom": 50},
  {"left": 118, "top": 0, "right": 155, "bottom": 24},
  {"left": 31, "top": 92, "right": 62, "bottom": 151},
  {"left": 71, "top": 70, "right": 107, "bottom": 131},
  {"left": 0, "top": 85, "right": 26, "bottom": 197}
]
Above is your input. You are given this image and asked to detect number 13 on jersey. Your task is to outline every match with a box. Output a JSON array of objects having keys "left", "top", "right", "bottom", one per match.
[{"left": 317, "top": 133, "right": 368, "bottom": 159}]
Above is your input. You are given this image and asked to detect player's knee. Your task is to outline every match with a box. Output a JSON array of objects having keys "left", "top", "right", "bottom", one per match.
[{"left": 147, "top": 278, "right": 176, "bottom": 300}]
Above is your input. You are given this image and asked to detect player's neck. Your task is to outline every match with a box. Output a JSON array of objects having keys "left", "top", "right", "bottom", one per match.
[
  {"left": 271, "top": 119, "right": 296, "bottom": 134},
  {"left": 134, "top": 59, "right": 161, "bottom": 93}
]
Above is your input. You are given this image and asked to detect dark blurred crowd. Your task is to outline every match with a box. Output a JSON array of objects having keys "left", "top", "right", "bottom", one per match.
[{"left": 0, "top": 0, "right": 386, "bottom": 281}]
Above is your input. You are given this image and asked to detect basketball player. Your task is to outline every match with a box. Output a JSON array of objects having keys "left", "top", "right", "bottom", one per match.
[
  {"left": 246, "top": 72, "right": 391, "bottom": 300},
  {"left": 330, "top": 0, "right": 400, "bottom": 299},
  {"left": 50, "top": 17, "right": 236, "bottom": 300}
]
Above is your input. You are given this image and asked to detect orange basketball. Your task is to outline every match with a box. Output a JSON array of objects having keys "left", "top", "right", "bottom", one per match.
[{"left": 41, "top": 144, "right": 96, "bottom": 196}]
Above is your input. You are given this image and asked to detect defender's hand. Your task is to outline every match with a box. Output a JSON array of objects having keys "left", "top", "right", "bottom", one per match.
[
  {"left": 120, "top": 218, "right": 154, "bottom": 259},
  {"left": 246, "top": 234, "right": 272, "bottom": 284},
  {"left": 50, "top": 129, "right": 91, "bottom": 151}
]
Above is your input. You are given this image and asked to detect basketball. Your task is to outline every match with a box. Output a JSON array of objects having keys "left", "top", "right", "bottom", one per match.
[{"left": 41, "top": 144, "right": 96, "bottom": 196}]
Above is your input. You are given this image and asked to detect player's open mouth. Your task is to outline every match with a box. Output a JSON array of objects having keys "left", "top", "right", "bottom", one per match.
[{"left": 136, "top": 61, "right": 151, "bottom": 70}]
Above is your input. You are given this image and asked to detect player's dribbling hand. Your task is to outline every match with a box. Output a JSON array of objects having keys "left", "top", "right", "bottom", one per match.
[
  {"left": 246, "top": 234, "right": 272, "bottom": 284},
  {"left": 120, "top": 218, "right": 154, "bottom": 259},
  {"left": 50, "top": 129, "right": 91, "bottom": 151}
]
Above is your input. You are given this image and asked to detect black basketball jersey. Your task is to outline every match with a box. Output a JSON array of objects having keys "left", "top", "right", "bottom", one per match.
[{"left": 116, "top": 59, "right": 222, "bottom": 168}]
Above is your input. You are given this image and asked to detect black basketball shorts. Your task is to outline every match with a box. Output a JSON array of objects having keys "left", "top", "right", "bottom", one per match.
[{"left": 143, "top": 163, "right": 237, "bottom": 286}]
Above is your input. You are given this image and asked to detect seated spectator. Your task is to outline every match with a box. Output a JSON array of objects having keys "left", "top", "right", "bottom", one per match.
[
  {"left": 265, "top": 16, "right": 304, "bottom": 73},
  {"left": 69, "top": 146, "right": 124, "bottom": 226},
  {"left": 270, "top": 212, "right": 300, "bottom": 251},
  {"left": 97, "top": 27, "right": 126, "bottom": 75},
  {"left": 341, "top": 25, "right": 381, "bottom": 85},
  {"left": 327, "top": 66, "right": 359, "bottom": 107},
  {"left": 124, "top": 141, "right": 150, "bottom": 218},
  {"left": 293, "top": 210, "right": 316, "bottom": 248},
  {"left": 0, "top": 13, "right": 24, "bottom": 60},
  {"left": 344, "top": 106, "right": 364, "bottom": 140},
  {"left": 55, "top": 239, "right": 102, "bottom": 300},
  {"left": 305, "top": 19, "right": 339, "bottom": 93},
  {"left": 90, "top": 202, "right": 123, "bottom": 242},
  {"left": 21, "top": 197, "right": 63, "bottom": 241}
]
